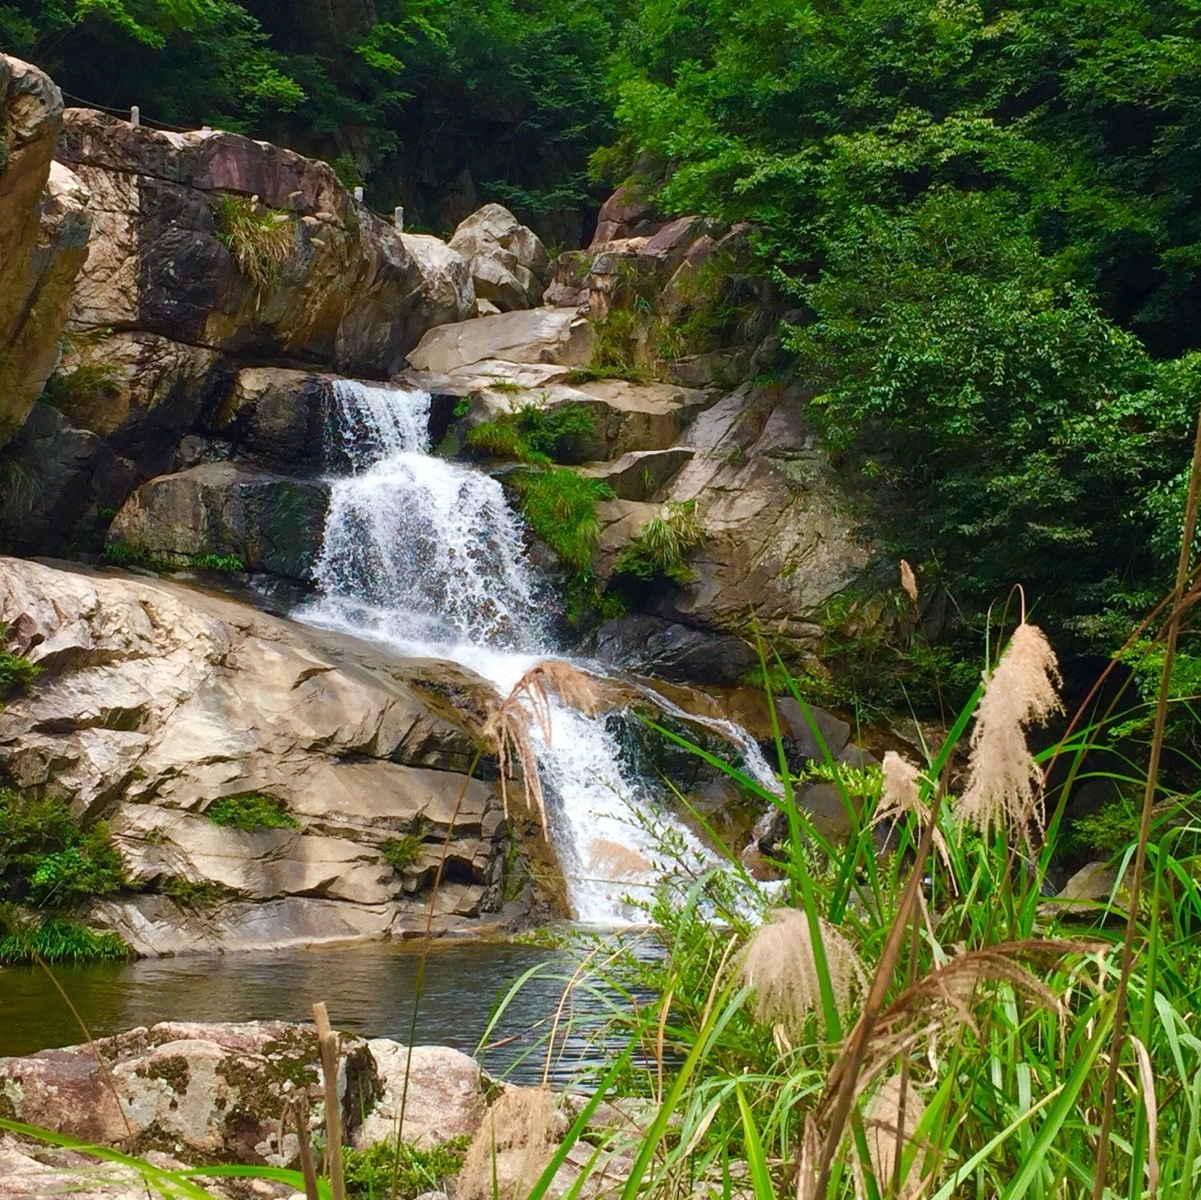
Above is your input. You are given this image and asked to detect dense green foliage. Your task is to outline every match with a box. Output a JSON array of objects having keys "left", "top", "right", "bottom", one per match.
[
  {"left": 206, "top": 792, "right": 300, "bottom": 831},
  {"left": 466, "top": 403, "right": 597, "bottom": 466},
  {"left": 0, "top": 791, "right": 125, "bottom": 907},
  {"left": 0, "top": 916, "right": 131, "bottom": 965},
  {"left": 0, "top": 0, "right": 625, "bottom": 236},
  {"left": 510, "top": 467, "right": 613, "bottom": 573},
  {"left": 612, "top": 498, "right": 704, "bottom": 586},
  {"left": 603, "top": 0, "right": 1201, "bottom": 656}
]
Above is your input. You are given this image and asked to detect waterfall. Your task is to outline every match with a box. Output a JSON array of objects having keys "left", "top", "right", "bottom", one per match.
[{"left": 298, "top": 379, "right": 716, "bottom": 924}]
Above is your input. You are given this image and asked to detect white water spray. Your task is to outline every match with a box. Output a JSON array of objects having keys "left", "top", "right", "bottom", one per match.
[{"left": 299, "top": 379, "right": 719, "bottom": 923}]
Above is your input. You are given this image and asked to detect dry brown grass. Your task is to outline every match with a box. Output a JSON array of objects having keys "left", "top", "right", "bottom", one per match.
[{"left": 483, "top": 660, "right": 609, "bottom": 828}]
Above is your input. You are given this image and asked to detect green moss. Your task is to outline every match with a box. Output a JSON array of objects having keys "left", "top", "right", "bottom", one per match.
[
  {"left": 207, "top": 793, "right": 300, "bottom": 832},
  {"left": 511, "top": 468, "right": 613, "bottom": 572},
  {"left": 342, "top": 1135, "right": 470, "bottom": 1200},
  {"left": 467, "top": 403, "right": 597, "bottom": 466},
  {"left": 612, "top": 500, "right": 705, "bottom": 586}
]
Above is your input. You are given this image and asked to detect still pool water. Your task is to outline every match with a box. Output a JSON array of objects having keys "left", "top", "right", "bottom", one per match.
[{"left": 0, "top": 940, "right": 614, "bottom": 1085}]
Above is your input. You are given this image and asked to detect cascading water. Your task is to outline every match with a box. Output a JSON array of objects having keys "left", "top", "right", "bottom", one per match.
[{"left": 298, "top": 379, "right": 730, "bottom": 924}]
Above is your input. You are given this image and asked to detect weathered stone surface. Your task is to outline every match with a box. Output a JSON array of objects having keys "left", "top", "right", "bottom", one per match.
[
  {"left": 0, "top": 557, "right": 510, "bottom": 949},
  {"left": 643, "top": 382, "right": 873, "bottom": 641},
  {"left": 407, "top": 308, "right": 593, "bottom": 375},
  {"left": 578, "top": 449, "right": 692, "bottom": 499},
  {"left": 0, "top": 1021, "right": 377, "bottom": 1164},
  {"left": 215, "top": 365, "right": 328, "bottom": 474},
  {"left": 0, "top": 57, "right": 92, "bottom": 447},
  {"left": 108, "top": 462, "right": 330, "bottom": 581},
  {"left": 589, "top": 181, "right": 661, "bottom": 248},
  {"left": 58, "top": 108, "right": 469, "bottom": 375},
  {"left": 449, "top": 204, "right": 548, "bottom": 311},
  {"left": 403, "top": 231, "right": 479, "bottom": 327},
  {"left": 357, "top": 1041, "right": 487, "bottom": 1148}
]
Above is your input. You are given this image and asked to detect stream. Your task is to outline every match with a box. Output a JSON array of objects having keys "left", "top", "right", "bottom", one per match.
[{"left": 0, "top": 941, "right": 607, "bottom": 1085}]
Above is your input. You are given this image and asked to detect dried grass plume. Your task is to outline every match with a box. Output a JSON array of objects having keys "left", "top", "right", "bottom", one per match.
[
  {"left": 742, "top": 908, "right": 866, "bottom": 1042},
  {"left": 484, "top": 660, "right": 608, "bottom": 828},
  {"left": 852, "top": 1074, "right": 926, "bottom": 1200},
  {"left": 874, "top": 752, "right": 952, "bottom": 877},
  {"left": 458, "top": 1086, "right": 559, "bottom": 1200},
  {"left": 957, "top": 621, "right": 1062, "bottom": 841}
]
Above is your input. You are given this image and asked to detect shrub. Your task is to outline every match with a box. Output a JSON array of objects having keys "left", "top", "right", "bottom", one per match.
[
  {"left": 191, "top": 552, "right": 246, "bottom": 572},
  {"left": 211, "top": 192, "right": 296, "bottom": 292},
  {"left": 0, "top": 915, "right": 131, "bottom": 966},
  {"left": 612, "top": 500, "right": 704, "bottom": 585},
  {"left": 0, "top": 633, "right": 39, "bottom": 701},
  {"left": 467, "top": 403, "right": 597, "bottom": 466},
  {"left": 380, "top": 833, "right": 425, "bottom": 871},
  {"left": 510, "top": 468, "right": 613, "bottom": 572},
  {"left": 207, "top": 793, "right": 300, "bottom": 832},
  {"left": 159, "top": 876, "right": 234, "bottom": 908},
  {"left": 0, "top": 791, "right": 125, "bottom": 908}
]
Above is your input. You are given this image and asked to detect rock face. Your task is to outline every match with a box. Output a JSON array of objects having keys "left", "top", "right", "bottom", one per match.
[
  {"left": 0, "top": 57, "right": 91, "bottom": 447},
  {"left": 108, "top": 462, "right": 330, "bottom": 581},
  {"left": 449, "top": 203, "right": 548, "bottom": 312},
  {"left": 0, "top": 100, "right": 479, "bottom": 560},
  {"left": 0, "top": 557, "right": 514, "bottom": 953},
  {"left": 58, "top": 109, "right": 466, "bottom": 373}
]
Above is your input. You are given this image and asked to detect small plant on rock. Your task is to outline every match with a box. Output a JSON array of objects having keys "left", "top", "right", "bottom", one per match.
[
  {"left": 511, "top": 468, "right": 613, "bottom": 571},
  {"left": 380, "top": 832, "right": 425, "bottom": 871},
  {"left": 207, "top": 793, "right": 300, "bottom": 832},
  {"left": 211, "top": 192, "right": 297, "bottom": 293},
  {"left": 467, "top": 403, "right": 596, "bottom": 466},
  {"left": 613, "top": 499, "right": 705, "bottom": 585}
]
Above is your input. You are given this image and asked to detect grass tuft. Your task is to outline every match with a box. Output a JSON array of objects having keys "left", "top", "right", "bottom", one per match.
[{"left": 206, "top": 793, "right": 300, "bottom": 832}]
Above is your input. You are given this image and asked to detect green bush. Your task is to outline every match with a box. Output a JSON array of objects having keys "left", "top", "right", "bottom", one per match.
[
  {"left": 160, "top": 876, "right": 234, "bottom": 909},
  {"left": 0, "top": 791, "right": 125, "bottom": 908},
  {"left": 0, "top": 915, "right": 131, "bottom": 966},
  {"left": 0, "top": 636, "right": 39, "bottom": 701},
  {"left": 510, "top": 468, "right": 614, "bottom": 572},
  {"left": 380, "top": 833, "right": 425, "bottom": 872},
  {"left": 207, "top": 793, "right": 300, "bottom": 832},
  {"left": 467, "top": 403, "right": 597, "bottom": 466}
]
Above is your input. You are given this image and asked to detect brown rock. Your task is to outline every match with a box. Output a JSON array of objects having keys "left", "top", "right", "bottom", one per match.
[{"left": 0, "top": 57, "right": 91, "bottom": 447}]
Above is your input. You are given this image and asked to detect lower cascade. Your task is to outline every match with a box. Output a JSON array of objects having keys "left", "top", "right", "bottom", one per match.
[{"left": 299, "top": 379, "right": 705, "bottom": 923}]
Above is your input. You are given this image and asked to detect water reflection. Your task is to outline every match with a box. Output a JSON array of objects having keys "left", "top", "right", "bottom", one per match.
[{"left": 0, "top": 941, "right": 611, "bottom": 1086}]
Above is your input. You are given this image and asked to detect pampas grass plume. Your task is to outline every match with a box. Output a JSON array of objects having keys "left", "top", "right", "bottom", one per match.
[
  {"left": 853, "top": 1074, "right": 926, "bottom": 1200},
  {"left": 957, "top": 621, "right": 1062, "bottom": 841},
  {"left": 742, "top": 908, "right": 866, "bottom": 1041}
]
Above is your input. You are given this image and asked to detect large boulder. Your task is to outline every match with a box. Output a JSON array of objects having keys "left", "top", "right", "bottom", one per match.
[
  {"left": 407, "top": 308, "right": 593, "bottom": 375},
  {"left": 449, "top": 204, "right": 548, "bottom": 312},
  {"left": 0, "top": 557, "right": 512, "bottom": 952},
  {"left": 58, "top": 109, "right": 472, "bottom": 375},
  {"left": 107, "top": 462, "right": 330, "bottom": 581},
  {"left": 0, "top": 1021, "right": 378, "bottom": 1164},
  {"left": 0, "top": 57, "right": 91, "bottom": 447}
]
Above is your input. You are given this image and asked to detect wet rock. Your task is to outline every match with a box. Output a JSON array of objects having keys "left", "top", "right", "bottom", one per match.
[
  {"left": 0, "top": 57, "right": 91, "bottom": 448},
  {"left": 594, "top": 615, "right": 755, "bottom": 687},
  {"left": 108, "top": 462, "right": 330, "bottom": 581},
  {"left": 216, "top": 366, "right": 329, "bottom": 474}
]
